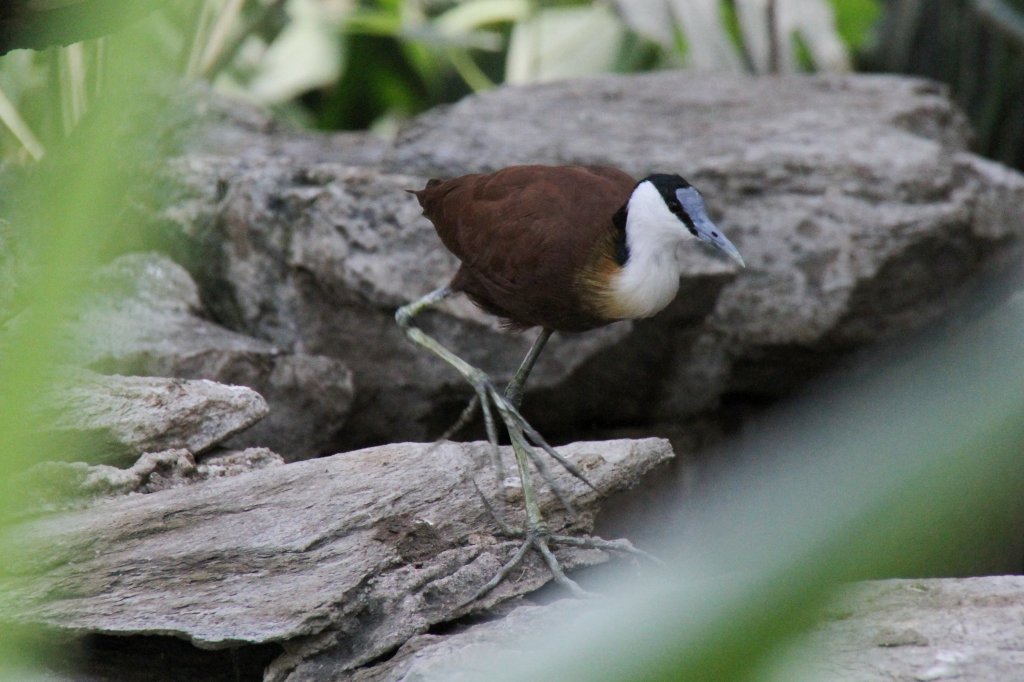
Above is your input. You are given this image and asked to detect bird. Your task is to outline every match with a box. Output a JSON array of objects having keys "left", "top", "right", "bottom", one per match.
[{"left": 396, "top": 164, "right": 744, "bottom": 600}]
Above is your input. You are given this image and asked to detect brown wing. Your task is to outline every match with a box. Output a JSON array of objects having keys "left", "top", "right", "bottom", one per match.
[{"left": 414, "top": 165, "right": 635, "bottom": 332}]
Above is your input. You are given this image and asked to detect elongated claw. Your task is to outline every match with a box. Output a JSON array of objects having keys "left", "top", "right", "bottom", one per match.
[
  {"left": 469, "top": 538, "right": 533, "bottom": 604},
  {"left": 468, "top": 531, "right": 594, "bottom": 604},
  {"left": 506, "top": 406, "right": 598, "bottom": 492},
  {"left": 534, "top": 538, "right": 595, "bottom": 598},
  {"left": 466, "top": 531, "right": 663, "bottom": 605},
  {"left": 461, "top": 372, "right": 583, "bottom": 516},
  {"left": 474, "top": 380, "right": 505, "bottom": 484},
  {"left": 549, "top": 534, "right": 666, "bottom": 567}
]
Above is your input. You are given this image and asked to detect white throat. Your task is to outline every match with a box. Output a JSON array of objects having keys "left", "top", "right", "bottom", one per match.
[{"left": 608, "top": 181, "right": 687, "bottom": 319}]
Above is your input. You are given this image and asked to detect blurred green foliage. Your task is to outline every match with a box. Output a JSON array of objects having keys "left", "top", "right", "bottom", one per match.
[
  {"left": 865, "top": 0, "right": 1024, "bottom": 169},
  {"left": 0, "top": 0, "right": 880, "bottom": 151},
  {"left": 832, "top": 0, "right": 883, "bottom": 49},
  {"left": 0, "top": 8, "right": 181, "bottom": 679}
]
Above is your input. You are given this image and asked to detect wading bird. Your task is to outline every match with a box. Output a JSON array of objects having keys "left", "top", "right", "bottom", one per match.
[{"left": 397, "top": 164, "right": 744, "bottom": 600}]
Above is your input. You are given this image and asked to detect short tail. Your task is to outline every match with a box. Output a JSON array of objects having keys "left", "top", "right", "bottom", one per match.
[{"left": 406, "top": 178, "right": 445, "bottom": 207}]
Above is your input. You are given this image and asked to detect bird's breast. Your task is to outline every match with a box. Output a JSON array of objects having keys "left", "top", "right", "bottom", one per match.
[{"left": 594, "top": 251, "right": 681, "bottom": 321}]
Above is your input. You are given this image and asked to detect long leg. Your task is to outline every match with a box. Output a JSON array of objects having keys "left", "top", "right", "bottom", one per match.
[
  {"left": 397, "top": 292, "right": 621, "bottom": 603},
  {"left": 398, "top": 287, "right": 500, "bottom": 474},
  {"left": 502, "top": 328, "right": 579, "bottom": 513},
  {"left": 505, "top": 328, "right": 551, "bottom": 410},
  {"left": 472, "top": 327, "right": 591, "bottom": 600},
  {"left": 396, "top": 290, "right": 590, "bottom": 488},
  {"left": 470, "top": 328, "right": 658, "bottom": 602},
  {"left": 436, "top": 327, "right": 550, "bottom": 441}
]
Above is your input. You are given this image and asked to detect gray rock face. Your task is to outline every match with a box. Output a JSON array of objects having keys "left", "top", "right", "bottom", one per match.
[
  {"left": 386, "top": 72, "right": 1024, "bottom": 411},
  {"left": 68, "top": 252, "right": 354, "bottom": 459},
  {"left": 768, "top": 577, "right": 1024, "bottom": 681},
  {"left": 0, "top": 438, "right": 673, "bottom": 681},
  {"left": 14, "top": 447, "right": 284, "bottom": 516},
  {"left": 164, "top": 160, "right": 709, "bottom": 446},
  {"left": 154, "top": 72, "right": 1024, "bottom": 452},
  {"left": 386, "top": 73, "right": 972, "bottom": 176},
  {"left": 348, "top": 599, "right": 595, "bottom": 682},
  {"left": 39, "top": 369, "right": 268, "bottom": 465},
  {"left": 334, "top": 576, "right": 1024, "bottom": 682}
]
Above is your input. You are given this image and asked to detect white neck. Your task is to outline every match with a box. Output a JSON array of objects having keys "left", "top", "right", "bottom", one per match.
[{"left": 607, "top": 181, "right": 687, "bottom": 319}]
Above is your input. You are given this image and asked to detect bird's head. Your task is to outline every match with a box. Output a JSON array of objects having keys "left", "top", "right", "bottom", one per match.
[{"left": 629, "top": 174, "right": 745, "bottom": 267}]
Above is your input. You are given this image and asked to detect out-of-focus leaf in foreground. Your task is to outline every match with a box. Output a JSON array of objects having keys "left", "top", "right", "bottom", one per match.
[
  {"left": 453, "top": 282, "right": 1024, "bottom": 680},
  {"left": 0, "top": 8, "right": 178, "bottom": 677}
]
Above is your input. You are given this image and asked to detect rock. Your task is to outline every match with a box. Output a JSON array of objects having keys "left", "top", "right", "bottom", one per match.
[
  {"left": 319, "top": 576, "right": 1024, "bottom": 682},
  {"left": 386, "top": 71, "right": 1024, "bottom": 415},
  {"left": 765, "top": 577, "right": 1024, "bottom": 681},
  {"left": 159, "top": 155, "right": 730, "bottom": 448},
  {"left": 11, "top": 447, "right": 284, "bottom": 517},
  {"left": 196, "top": 446, "right": 285, "bottom": 478},
  {"left": 14, "top": 449, "right": 199, "bottom": 516},
  {"left": 386, "top": 73, "right": 973, "bottom": 177},
  {"left": 38, "top": 368, "right": 268, "bottom": 465},
  {"left": 67, "top": 252, "right": 354, "bottom": 460},
  {"left": 183, "top": 84, "right": 388, "bottom": 167},
  {"left": 348, "top": 599, "right": 595, "bottom": 682},
  {"left": 153, "top": 72, "right": 1024, "bottom": 452},
  {"left": 0, "top": 438, "right": 673, "bottom": 680}
]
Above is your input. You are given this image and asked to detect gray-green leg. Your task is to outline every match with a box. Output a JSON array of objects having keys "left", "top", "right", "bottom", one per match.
[
  {"left": 471, "top": 327, "right": 595, "bottom": 601},
  {"left": 502, "top": 328, "right": 580, "bottom": 514},
  {"left": 505, "top": 328, "right": 552, "bottom": 410},
  {"left": 397, "top": 287, "right": 502, "bottom": 477},
  {"left": 468, "top": 326, "right": 661, "bottom": 604},
  {"left": 396, "top": 291, "right": 592, "bottom": 487},
  {"left": 397, "top": 292, "right": 638, "bottom": 604}
]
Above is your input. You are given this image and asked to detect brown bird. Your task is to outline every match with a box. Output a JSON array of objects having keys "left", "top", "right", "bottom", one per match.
[{"left": 397, "top": 164, "right": 743, "bottom": 599}]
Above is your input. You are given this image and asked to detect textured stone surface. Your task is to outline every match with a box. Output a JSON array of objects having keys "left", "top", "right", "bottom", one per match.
[
  {"left": 12, "top": 447, "right": 284, "bottom": 517},
  {"left": 0, "top": 438, "right": 673, "bottom": 680},
  {"left": 302, "top": 576, "right": 1024, "bottom": 682},
  {"left": 162, "top": 160, "right": 718, "bottom": 447},
  {"left": 385, "top": 72, "right": 1024, "bottom": 414},
  {"left": 39, "top": 369, "right": 268, "bottom": 465},
  {"left": 153, "top": 71, "right": 1024, "bottom": 453},
  {"left": 181, "top": 82, "right": 389, "bottom": 167},
  {"left": 348, "top": 599, "right": 594, "bottom": 682},
  {"left": 764, "top": 577, "right": 1024, "bottom": 681},
  {"left": 68, "top": 252, "right": 354, "bottom": 459},
  {"left": 386, "top": 72, "right": 973, "bottom": 177}
]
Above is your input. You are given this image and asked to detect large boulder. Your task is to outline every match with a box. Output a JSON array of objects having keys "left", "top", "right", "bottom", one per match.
[
  {"left": 772, "top": 577, "right": 1024, "bottom": 681},
  {"left": 161, "top": 159, "right": 723, "bottom": 447},
  {"left": 67, "top": 252, "right": 354, "bottom": 459},
  {"left": 152, "top": 72, "right": 1024, "bottom": 453},
  {"left": 37, "top": 368, "right": 267, "bottom": 466},
  {"left": 386, "top": 72, "right": 1024, "bottom": 413},
  {"left": 0, "top": 438, "right": 673, "bottom": 681},
  {"left": 321, "top": 576, "right": 1024, "bottom": 681}
]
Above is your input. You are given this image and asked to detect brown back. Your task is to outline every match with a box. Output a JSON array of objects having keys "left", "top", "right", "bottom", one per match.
[{"left": 414, "top": 165, "right": 635, "bottom": 332}]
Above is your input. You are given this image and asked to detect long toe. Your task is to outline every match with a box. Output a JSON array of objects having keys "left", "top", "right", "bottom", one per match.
[
  {"left": 468, "top": 532, "right": 595, "bottom": 605},
  {"left": 548, "top": 533, "right": 666, "bottom": 567}
]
